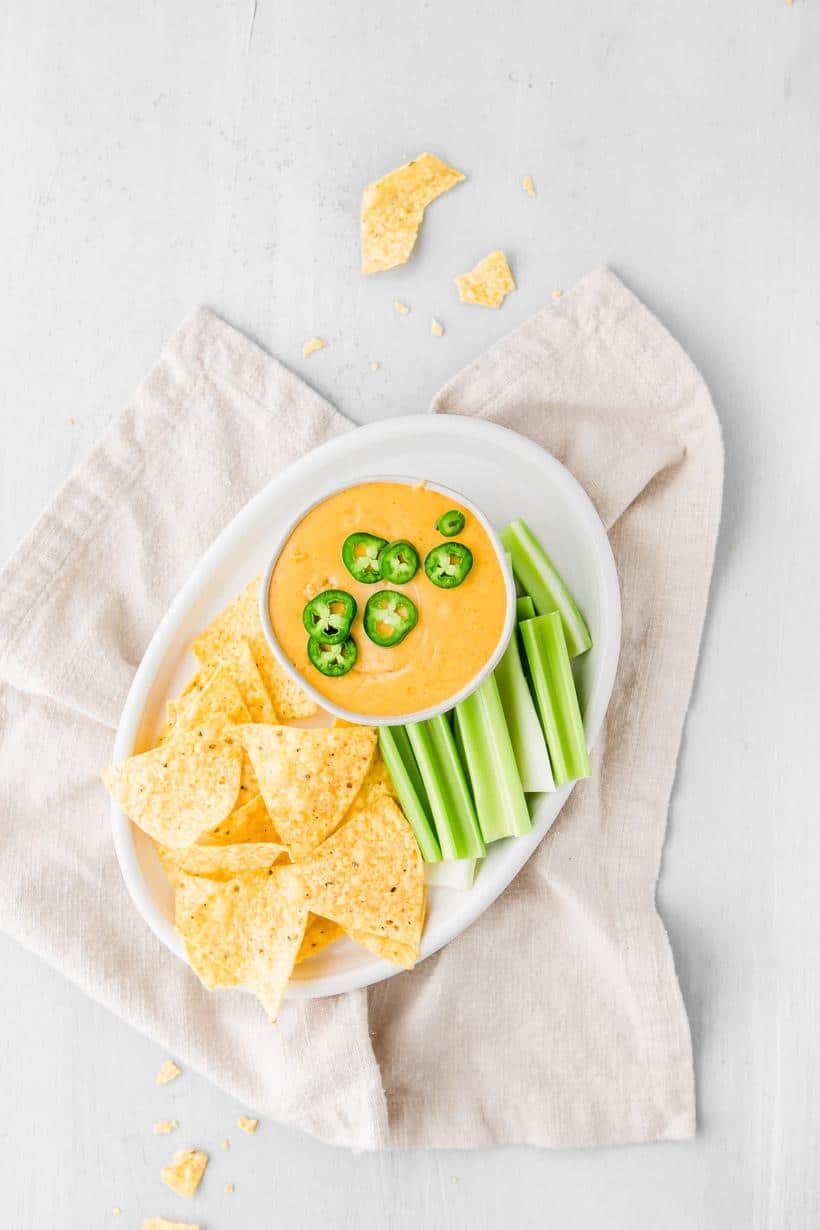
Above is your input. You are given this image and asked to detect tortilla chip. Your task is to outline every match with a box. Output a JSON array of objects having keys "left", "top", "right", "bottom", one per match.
[
  {"left": 101, "top": 721, "right": 242, "bottom": 849},
  {"left": 238, "top": 724, "right": 377, "bottom": 861},
  {"left": 361, "top": 152, "right": 465, "bottom": 273},
  {"left": 167, "top": 664, "right": 250, "bottom": 733},
  {"left": 175, "top": 866, "right": 309, "bottom": 1019},
  {"left": 153, "top": 1120, "right": 178, "bottom": 1134},
  {"left": 300, "top": 788, "right": 424, "bottom": 961},
  {"left": 155, "top": 1060, "right": 181, "bottom": 1086},
  {"left": 455, "top": 249, "right": 516, "bottom": 309},
  {"left": 192, "top": 577, "right": 315, "bottom": 720},
  {"left": 348, "top": 929, "right": 417, "bottom": 969},
  {"left": 296, "top": 914, "right": 345, "bottom": 964},
  {"left": 176, "top": 842, "right": 287, "bottom": 880},
  {"left": 198, "top": 793, "right": 280, "bottom": 847},
  {"left": 160, "top": 1149, "right": 208, "bottom": 1199},
  {"left": 237, "top": 1116, "right": 258, "bottom": 1134},
  {"left": 143, "top": 1220, "right": 200, "bottom": 1230}
]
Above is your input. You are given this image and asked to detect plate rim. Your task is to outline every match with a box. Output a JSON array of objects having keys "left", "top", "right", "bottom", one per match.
[{"left": 110, "top": 414, "right": 621, "bottom": 1000}]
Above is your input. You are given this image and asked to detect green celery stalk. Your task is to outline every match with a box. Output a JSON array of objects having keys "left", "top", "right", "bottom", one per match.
[
  {"left": 500, "top": 518, "right": 592, "bottom": 657},
  {"left": 406, "top": 716, "right": 485, "bottom": 860},
  {"left": 520, "top": 613, "right": 591, "bottom": 785},
  {"left": 516, "top": 595, "right": 535, "bottom": 621},
  {"left": 455, "top": 676, "right": 532, "bottom": 842},
  {"left": 494, "top": 618, "right": 555, "bottom": 793},
  {"left": 378, "top": 726, "right": 442, "bottom": 863}
]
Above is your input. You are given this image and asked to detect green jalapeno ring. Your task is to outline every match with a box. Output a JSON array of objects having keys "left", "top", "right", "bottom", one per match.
[
  {"left": 302, "top": 589, "right": 357, "bottom": 645},
  {"left": 342, "top": 532, "right": 388, "bottom": 584},
  {"left": 363, "top": 590, "right": 419, "bottom": 647},
  {"left": 424, "top": 542, "right": 474, "bottom": 589},
  {"left": 306, "top": 635, "right": 358, "bottom": 677},
  {"left": 379, "top": 539, "right": 420, "bottom": 585},
  {"left": 435, "top": 509, "right": 466, "bottom": 537}
]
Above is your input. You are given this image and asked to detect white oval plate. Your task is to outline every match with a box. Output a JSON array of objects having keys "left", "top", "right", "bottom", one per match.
[{"left": 110, "top": 416, "right": 621, "bottom": 1000}]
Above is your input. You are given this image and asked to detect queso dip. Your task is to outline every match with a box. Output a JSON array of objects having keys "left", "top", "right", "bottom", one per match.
[{"left": 268, "top": 481, "right": 508, "bottom": 718}]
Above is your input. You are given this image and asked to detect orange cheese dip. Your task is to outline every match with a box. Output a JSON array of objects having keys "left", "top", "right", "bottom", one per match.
[{"left": 269, "top": 481, "right": 507, "bottom": 718}]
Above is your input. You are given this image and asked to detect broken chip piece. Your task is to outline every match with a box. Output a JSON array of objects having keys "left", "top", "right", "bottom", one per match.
[
  {"left": 393, "top": 300, "right": 410, "bottom": 315},
  {"left": 431, "top": 317, "right": 445, "bottom": 337},
  {"left": 159, "top": 1150, "right": 208, "bottom": 1199},
  {"left": 455, "top": 250, "right": 516, "bottom": 309},
  {"left": 302, "top": 337, "right": 327, "bottom": 358},
  {"left": 522, "top": 174, "right": 536, "bottom": 197},
  {"left": 237, "top": 1116, "right": 259, "bottom": 1134},
  {"left": 155, "top": 1060, "right": 181, "bottom": 1086},
  {"left": 361, "top": 152, "right": 465, "bottom": 273},
  {"left": 153, "top": 1120, "right": 178, "bottom": 1134}
]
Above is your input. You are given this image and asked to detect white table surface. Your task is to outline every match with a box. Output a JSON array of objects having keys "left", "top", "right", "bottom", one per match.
[{"left": 2, "top": 2, "right": 818, "bottom": 1227}]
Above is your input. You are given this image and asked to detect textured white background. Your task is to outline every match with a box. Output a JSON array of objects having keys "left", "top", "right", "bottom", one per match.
[{"left": 1, "top": 1, "right": 818, "bottom": 1227}]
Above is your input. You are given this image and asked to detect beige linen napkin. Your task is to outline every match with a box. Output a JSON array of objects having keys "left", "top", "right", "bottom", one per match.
[{"left": 0, "top": 267, "right": 721, "bottom": 1149}]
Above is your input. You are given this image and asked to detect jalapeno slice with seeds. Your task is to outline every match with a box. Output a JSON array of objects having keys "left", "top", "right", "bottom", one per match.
[
  {"left": 307, "top": 635, "right": 358, "bottom": 677},
  {"left": 363, "top": 590, "right": 418, "bottom": 647},
  {"left": 302, "top": 589, "right": 357, "bottom": 645},
  {"left": 424, "top": 542, "right": 473, "bottom": 588},
  {"left": 379, "top": 539, "right": 420, "bottom": 585},
  {"left": 435, "top": 509, "right": 466, "bottom": 536},
  {"left": 342, "top": 532, "right": 388, "bottom": 583}
]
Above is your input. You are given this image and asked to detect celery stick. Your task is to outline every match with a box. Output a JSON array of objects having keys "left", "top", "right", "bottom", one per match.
[
  {"left": 520, "top": 613, "right": 591, "bottom": 785},
  {"left": 425, "top": 858, "right": 479, "bottom": 890},
  {"left": 406, "top": 716, "right": 485, "bottom": 860},
  {"left": 378, "top": 726, "right": 442, "bottom": 863},
  {"left": 455, "top": 677, "right": 532, "bottom": 842},
  {"left": 516, "top": 595, "right": 535, "bottom": 621},
  {"left": 494, "top": 620, "right": 555, "bottom": 793},
  {"left": 501, "top": 518, "right": 592, "bottom": 657}
]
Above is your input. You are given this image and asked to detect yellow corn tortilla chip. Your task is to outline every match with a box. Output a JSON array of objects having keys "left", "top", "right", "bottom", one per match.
[
  {"left": 237, "top": 1115, "right": 258, "bottom": 1134},
  {"left": 167, "top": 664, "right": 250, "bottom": 732},
  {"left": 143, "top": 1220, "right": 200, "bottom": 1230},
  {"left": 155, "top": 1060, "right": 181, "bottom": 1086},
  {"left": 361, "top": 152, "right": 465, "bottom": 274},
  {"left": 296, "top": 914, "right": 345, "bottom": 964},
  {"left": 192, "top": 577, "right": 315, "bottom": 720},
  {"left": 348, "top": 929, "right": 418, "bottom": 969},
  {"left": 455, "top": 249, "right": 516, "bottom": 309},
  {"left": 176, "top": 842, "right": 288, "bottom": 879},
  {"left": 175, "top": 866, "right": 309, "bottom": 1019},
  {"left": 101, "top": 721, "right": 242, "bottom": 849},
  {"left": 160, "top": 1149, "right": 208, "bottom": 1199},
  {"left": 239, "top": 724, "right": 377, "bottom": 861},
  {"left": 301, "top": 788, "right": 424, "bottom": 960},
  {"left": 198, "top": 792, "right": 280, "bottom": 846}
]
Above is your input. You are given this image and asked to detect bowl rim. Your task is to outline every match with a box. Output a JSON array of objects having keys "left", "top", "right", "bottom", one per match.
[{"left": 258, "top": 475, "right": 517, "bottom": 726}]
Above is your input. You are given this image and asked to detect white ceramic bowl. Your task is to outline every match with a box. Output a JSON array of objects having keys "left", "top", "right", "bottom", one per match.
[{"left": 258, "top": 477, "right": 517, "bottom": 727}]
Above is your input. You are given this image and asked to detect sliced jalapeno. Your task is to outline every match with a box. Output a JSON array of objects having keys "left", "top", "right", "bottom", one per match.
[
  {"left": 424, "top": 542, "right": 473, "bottom": 588},
  {"left": 363, "top": 590, "right": 418, "bottom": 647},
  {"left": 342, "top": 532, "right": 388, "bottom": 583},
  {"left": 379, "top": 539, "right": 420, "bottom": 585},
  {"left": 302, "top": 589, "right": 357, "bottom": 645},
  {"left": 435, "top": 509, "right": 466, "bottom": 536},
  {"left": 307, "top": 635, "right": 358, "bottom": 677}
]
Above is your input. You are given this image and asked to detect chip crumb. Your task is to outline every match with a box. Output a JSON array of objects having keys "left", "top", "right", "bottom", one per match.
[
  {"left": 153, "top": 1120, "right": 178, "bottom": 1134},
  {"left": 370, "top": 360, "right": 381, "bottom": 371},
  {"left": 155, "top": 1060, "right": 181, "bottom": 1086},
  {"left": 393, "top": 301, "right": 410, "bottom": 315},
  {"left": 221, "top": 1138, "right": 230, "bottom": 1150},
  {"left": 431, "top": 318, "right": 445, "bottom": 337},
  {"left": 238, "top": 1115, "right": 259, "bottom": 1134},
  {"left": 69, "top": 416, "right": 77, "bottom": 425},
  {"left": 160, "top": 1150, "right": 209, "bottom": 1199},
  {"left": 112, "top": 1209, "right": 122, "bottom": 1217},
  {"left": 551, "top": 289, "right": 563, "bottom": 300},
  {"left": 522, "top": 174, "right": 536, "bottom": 197},
  {"left": 302, "top": 337, "right": 327, "bottom": 358},
  {"left": 142, "top": 1220, "right": 201, "bottom": 1230},
  {"left": 455, "top": 250, "right": 516, "bottom": 309},
  {"left": 224, "top": 1183, "right": 235, "bottom": 1194}
]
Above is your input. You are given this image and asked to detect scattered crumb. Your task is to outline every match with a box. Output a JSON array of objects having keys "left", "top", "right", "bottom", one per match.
[
  {"left": 112, "top": 1209, "right": 122, "bottom": 1217},
  {"left": 155, "top": 1060, "right": 181, "bottom": 1086},
  {"left": 142, "top": 1220, "right": 201, "bottom": 1230},
  {"left": 221, "top": 1138, "right": 230, "bottom": 1150},
  {"left": 302, "top": 337, "right": 327, "bottom": 358},
  {"left": 522, "top": 174, "right": 536, "bottom": 197},
  {"left": 551, "top": 289, "right": 563, "bottom": 300},
  {"left": 153, "top": 1120, "right": 178, "bottom": 1134},
  {"left": 237, "top": 1115, "right": 259, "bottom": 1134},
  {"left": 431, "top": 318, "right": 445, "bottom": 337},
  {"left": 224, "top": 1183, "right": 235, "bottom": 1194},
  {"left": 370, "top": 360, "right": 381, "bottom": 371},
  {"left": 393, "top": 301, "right": 410, "bottom": 314},
  {"left": 160, "top": 1150, "right": 208, "bottom": 1199},
  {"left": 69, "top": 416, "right": 77, "bottom": 425}
]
